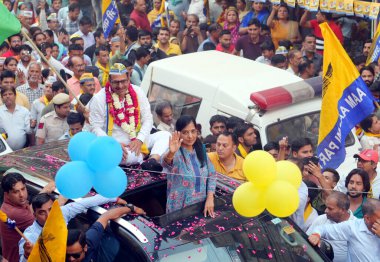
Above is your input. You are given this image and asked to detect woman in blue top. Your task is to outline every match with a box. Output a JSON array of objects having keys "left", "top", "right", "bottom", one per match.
[
  {"left": 163, "top": 115, "right": 216, "bottom": 217},
  {"left": 239, "top": 0, "right": 269, "bottom": 35}
]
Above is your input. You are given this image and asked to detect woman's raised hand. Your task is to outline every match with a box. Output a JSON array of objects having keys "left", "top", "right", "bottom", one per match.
[{"left": 169, "top": 131, "right": 182, "bottom": 154}]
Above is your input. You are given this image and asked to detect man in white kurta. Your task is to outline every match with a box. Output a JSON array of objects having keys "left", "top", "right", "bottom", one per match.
[{"left": 89, "top": 63, "right": 169, "bottom": 166}]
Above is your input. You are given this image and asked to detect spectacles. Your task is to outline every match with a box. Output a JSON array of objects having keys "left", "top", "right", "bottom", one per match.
[
  {"left": 21, "top": 51, "right": 31, "bottom": 55},
  {"left": 66, "top": 251, "right": 83, "bottom": 261},
  {"left": 110, "top": 79, "right": 128, "bottom": 86},
  {"left": 356, "top": 158, "right": 371, "bottom": 163},
  {"left": 73, "top": 64, "right": 85, "bottom": 69}
]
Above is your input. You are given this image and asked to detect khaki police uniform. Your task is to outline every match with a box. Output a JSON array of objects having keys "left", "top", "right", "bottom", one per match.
[{"left": 36, "top": 93, "right": 70, "bottom": 143}]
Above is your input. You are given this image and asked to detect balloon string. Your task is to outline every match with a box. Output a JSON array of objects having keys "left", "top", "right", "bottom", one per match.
[{"left": 5, "top": 155, "right": 374, "bottom": 194}]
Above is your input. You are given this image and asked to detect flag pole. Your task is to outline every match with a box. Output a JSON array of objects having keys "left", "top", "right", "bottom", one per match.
[
  {"left": 15, "top": 226, "right": 31, "bottom": 242},
  {"left": 20, "top": 28, "right": 85, "bottom": 108}
]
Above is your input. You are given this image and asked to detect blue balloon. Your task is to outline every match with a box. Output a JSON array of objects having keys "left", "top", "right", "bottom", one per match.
[
  {"left": 68, "top": 132, "right": 97, "bottom": 161},
  {"left": 55, "top": 161, "right": 94, "bottom": 199},
  {"left": 93, "top": 166, "right": 127, "bottom": 198},
  {"left": 86, "top": 136, "right": 123, "bottom": 172}
]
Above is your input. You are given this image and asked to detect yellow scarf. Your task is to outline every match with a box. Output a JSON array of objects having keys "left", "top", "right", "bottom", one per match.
[
  {"left": 238, "top": 144, "right": 248, "bottom": 158},
  {"left": 106, "top": 103, "right": 149, "bottom": 155},
  {"left": 39, "top": 96, "right": 50, "bottom": 106},
  {"left": 363, "top": 131, "right": 380, "bottom": 138},
  {"left": 304, "top": 203, "right": 313, "bottom": 221},
  {"left": 96, "top": 61, "right": 110, "bottom": 87}
]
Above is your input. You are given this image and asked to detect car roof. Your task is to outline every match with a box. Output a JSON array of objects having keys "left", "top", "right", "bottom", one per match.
[
  {"left": 142, "top": 51, "right": 302, "bottom": 117},
  {"left": 0, "top": 140, "right": 166, "bottom": 190}
]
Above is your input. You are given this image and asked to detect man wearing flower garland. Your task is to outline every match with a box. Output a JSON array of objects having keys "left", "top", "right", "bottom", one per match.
[{"left": 89, "top": 63, "right": 170, "bottom": 168}]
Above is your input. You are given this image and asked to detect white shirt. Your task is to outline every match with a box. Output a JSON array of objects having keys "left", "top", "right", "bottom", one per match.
[
  {"left": 304, "top": 206, "right": 318, "bottom": 231},
  {"left": 291, "top": 181, "right": 308, "bottom": 231},
  {"left": 255, "top": 55, "right": 271, "bottom": 65},
  {"left": 30, "top": 98, "right": 45, "bottom": 123},
  {"left": 0, "top": 105, "right": 31, "bottom": 150},
  {"left": 89, "top": 86, "right": 153, "bottom": 144},
  {"left": 371, "top": 174, "right": 380, "bottom": 199},
  {"left": 307, "top": 211, "right": 356, "bottom": 262},
  {"left": 312, "top": 218, "right": 380, "bottom": 262},
  {"left": 58, "top": 6, "right": 83, "bottom": 24},
  {"left": 74, "top": 30, "right": 95, "bottom": 50},
  {"left": 157, "top": 122, "right": 174, "bottom": 132},
  {"left": 359, "top": 135, "right": 380, "bottom": 153},
  {"left": 17, "top": 62, "right": 29, "bottom": 77}
]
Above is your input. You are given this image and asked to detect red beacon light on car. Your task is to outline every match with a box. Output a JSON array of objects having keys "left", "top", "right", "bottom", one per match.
[{"left": 250, "top": 76, "right": 322, "bottom": 111}]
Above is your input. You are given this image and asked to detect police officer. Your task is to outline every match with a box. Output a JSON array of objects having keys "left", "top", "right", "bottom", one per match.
[{"left": 36, "top": 93, "right": 70, "bottom": 145}]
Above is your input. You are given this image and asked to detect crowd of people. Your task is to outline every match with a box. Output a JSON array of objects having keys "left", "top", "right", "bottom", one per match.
[{"left": 0, "top": 0, "right": 379, "bottom": 261}]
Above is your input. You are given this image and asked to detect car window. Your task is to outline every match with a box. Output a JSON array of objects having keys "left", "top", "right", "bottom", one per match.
[
  {"left": 155, "top": 215, "right": 325, "bottom": 262},
  {"left": 148, "top": 83, "right": 202, "bottom": 126},
  {"left": 266, "top": 111, "right": 355, "bottom": 149}
]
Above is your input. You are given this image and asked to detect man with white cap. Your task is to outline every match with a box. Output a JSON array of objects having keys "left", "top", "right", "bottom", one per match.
[
  {"left": 89, "top": 63, "right": 170, "bottom": 170},
  {"left": 36, "top": 93, "right": 71, "bottom": 145}
]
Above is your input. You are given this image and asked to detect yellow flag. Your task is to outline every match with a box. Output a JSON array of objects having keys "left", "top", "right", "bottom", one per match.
[
  {"left": 28, "top": 200, "right": 68, "bottom": 262},
  {"left": 366, "top": 22, "right": 380, "bottom": 66},
  {"left": 317, "top": 22, "right": 374, "bottom": 169}
]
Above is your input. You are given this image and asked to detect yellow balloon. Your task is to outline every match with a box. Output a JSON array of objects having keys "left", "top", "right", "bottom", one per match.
[
  {"left": 232, "top": 182, "right": 266, "bottom": 217},
  {"left": 265, "top": 181, "right": 299, "bottom": 218},
  {"left": 243, "top": 150, "right": 276, "bottom": 188},
  {"left": 276, "top": 161, "right": 302, "bottom": 188}
]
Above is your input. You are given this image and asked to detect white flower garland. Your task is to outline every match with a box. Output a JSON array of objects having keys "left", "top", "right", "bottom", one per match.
[{"left": 112, "top": 93, "right": 137, "bottom": 139}]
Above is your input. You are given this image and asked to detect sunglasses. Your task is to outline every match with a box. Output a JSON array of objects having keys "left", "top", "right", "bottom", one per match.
[{"left": 66, "top": 251, "right": 82, "bottom": 261}]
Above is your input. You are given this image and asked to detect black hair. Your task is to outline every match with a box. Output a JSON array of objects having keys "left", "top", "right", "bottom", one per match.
[
  {"left": 365, "top": 39, "right": 373, "bottom": 45},
  {"left": 59, "top": 28, "right": 68, "bottom": 35},
  {"left": 203, "top": 134, "right": 217, "bottom": 144},
  {"left": 79, "top": 16, "right": 92, "bottom": 26},
  {"left": 303, "top": 33, "right": 316, "bottom": 41},
  {"left": 126, "top": 26, "right": 139, "bottom": 42},
  {"left": 175, "top": 115, "right": 206, "bottom": 167},
  {"left": 261, "top": 24, "right": 270, "bottom": 32},
  {"left": 291, "top": 137, "right": 313, "bottom": 153},
  {"left": 234, "top": 122, "right": 253, "bottom": 138},
  {"left": 263, "top": 141, "right": 279, "bottom": 152},
  {"left": 79, "top": 93, "right": 93, "bottom": 106},
  {"left": 208, "top": 23, "right": 222, "bottom": 33},
  {"left": 41, "top": 69, "right": 51, "bottom": 80},
  {"left": 67, "top": 112, "right": 85, "bottom": 126},
  {"left": 226, "top": 116, "right": 244, "bottom": 131},
  {"left": 298, "top": 59, "right": 313, "bottom": 74},
  {"left": 44, "top": 29, "right": 54, "bottom": 39},
  {"left": 20, "top": 44, "right": 32, "bottom": 52},
  {"left": 345, "top": 168, "right": 371, "bottom": 196},
  {"left": 360, "top": 113, "right": 375, "bottom": 132},
  {"left": 68, "top": 44, "right": 83, "bottom": 52},
  {"left": 271, "top": 54, "right": 287, "bottom": 66},
  {"left": 4, "top": 57, "right": 17, "bottom": 67},
  {"left": 31, "top": 193, "right": 55, "bottom": 211},
  {"left": 67, "top": 229, "right": 87, "bottom": 247},
  {"left": 138, "top": 30, "right": 153, "bottom": 39},
  {"left": 203, "top": 42, "right": 216, "bottom": 51},
  {"left": 67, "top": 55, "right": 83, "bottom": 68},
  {"left": 32, "top": 32, "right": 46, "bottom": 43},
  {"left": 322, "top": 167, "right": 340, "bottom": 183},
  {"left": 7, "top": 33, "right": 21, "bottom": 44},
  {"left": 209, "top": 115, "right": 227, "bottom": 127},
  {"left": 68, "top": 2, "right": 80, "bottom": 12},
  {"left": 218, "top": 131, "right": 238, "bottom": 145},
  {"left": 0, "top": 86, "right": 15, "bottom": 96},
  {"left": 0, "top": 70, "right": 16, "bottom": 81},
  {"left": 70, "top": 37, "right": 83, "bottom": 45},
  {"left": 260, "top": 40, "right": 275, "bottom": 52},
  {"left": 93, "top": 28, "right": 104, "bottom": 40},
  {"left": 219, "top": 29, "right": 231, "bottom": 38},
  {"left": 155, "top": 100, "right": 172, "bottom": 117},
  {"left": 0, "top": 41, "right": 9, "bottom": 51},
  {"left": 319, "top": 10, "right": 332, "bottom": 20},
  {"left": 304, "top": 180, "right": 319, "bottom": 203},
  {"left": 353, "top": 55, "right": 367, "bottom": 66},
  {"left": 136, "top": 46, "right": 150, "bottom": 60},
  {"left": 159, "top": 27, "right": 170, "bottom": 34},
  {"left": 52, "top": 81, "right": 65, "bottom": 92},
  {"left": 360, "top": 65, "right": 375, "bottom": 76},
  {"left": 247, "top": 18, "right": 261, "bottom": 28},
  {"left": 29, "top": 27, "right": 42, "bottom": 37},
  {"left": 278, "top": 39, "right": 292, "bottom": 50},
  {"left": 1, "top": 172, "right": 26, "bottom": 193}
]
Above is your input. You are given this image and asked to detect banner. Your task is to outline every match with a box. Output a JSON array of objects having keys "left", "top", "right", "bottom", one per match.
[
  {"left": 276, "top": 0, "right": 380, "bottom": 18},
  {"left": 102, "top": 0, "right": 120, "bottom": 38},
  {"left": 317, "top": 22, "right": 375, "bottom": 169}
]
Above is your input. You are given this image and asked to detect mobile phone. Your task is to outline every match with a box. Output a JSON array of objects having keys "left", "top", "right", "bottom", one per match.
[{"left": 302, "top": 156, "right": 319, "bottom": 166}]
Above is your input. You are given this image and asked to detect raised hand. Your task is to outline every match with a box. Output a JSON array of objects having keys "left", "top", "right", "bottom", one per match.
[{"left": 169, "top": 131, "right": 182, "bottom": 154}]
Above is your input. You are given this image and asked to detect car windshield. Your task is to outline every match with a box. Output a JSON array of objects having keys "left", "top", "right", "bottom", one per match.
[
  {"left": 154, "top": 214, "right": 324, "bottom": 262},
  {"left": 266, "top": 111, "right": 355, "bottom": 150}
]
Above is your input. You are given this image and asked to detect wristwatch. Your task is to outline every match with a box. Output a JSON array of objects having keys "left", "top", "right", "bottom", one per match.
[{"left": 125, "top": 203, "right": 135, "bottom": 212}]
